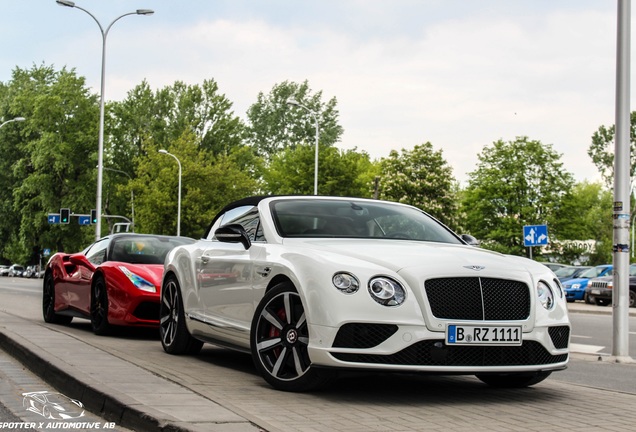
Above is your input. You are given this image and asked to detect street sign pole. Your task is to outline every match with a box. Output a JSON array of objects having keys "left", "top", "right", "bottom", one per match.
[{"left": 612, "top": 0, "right": 631, "bottom": 362}]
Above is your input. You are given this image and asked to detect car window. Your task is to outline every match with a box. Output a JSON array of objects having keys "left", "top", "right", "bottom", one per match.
[
  {"left": 212, "top": 208, "right": 264, "bottom": 242},
  {"left": 579, "top": 266, "right": 609, "bottom": 278},
  {"left": 208, "top": 205, "right": 256, "bottom": 240},
  {"left": 86, "top": 238, "right": 110, "bottom": 265},
  {"left": 271, "top": 199, "right": 461, "bottom": 244},
  {"left": 111, "top": 236, "right": 194, "bottom": 264}
]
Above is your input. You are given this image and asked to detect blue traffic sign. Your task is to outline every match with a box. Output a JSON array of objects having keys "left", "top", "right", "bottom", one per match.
[
  {"left": 523, "top": 225, "right": 549, "bottom": 247},
  {"left": 78, "top": 215, "right": 91, "bottom": 225},
  {"left": 43, "top": 248, "right": 51, "bottom": 257},
  {"left": 47, "top": 214, "right": 60, "bottom": 224}
]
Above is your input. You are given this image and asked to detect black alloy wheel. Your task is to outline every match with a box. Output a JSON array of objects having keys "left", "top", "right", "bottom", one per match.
[
  {"left": 159, "top": 275, "right": 203, "bottom": 355},
  {"left": 250, "top": 282, "right": 336, "bottom": 392},
  {"left": 42, "top": 272, "right": 72, "bottom": 325},
  {"left": 90, "top": 276, "right": 111, "bottom": 335}
]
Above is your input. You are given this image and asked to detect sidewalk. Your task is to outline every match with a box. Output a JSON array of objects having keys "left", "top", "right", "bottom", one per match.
[{"left": 0, "top": 310, "right": 263, "bottom": 432}]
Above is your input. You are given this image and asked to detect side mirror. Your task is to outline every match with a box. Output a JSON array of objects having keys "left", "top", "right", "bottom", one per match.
[
  {"left": 215, "top": 224, "right": 251, "bottom": 249},
  {"left": 68, "top": 253, "right": 96, "bottom": 271},
  {"left": 460, "top": 234, "right": 480, "bottom": 247}
]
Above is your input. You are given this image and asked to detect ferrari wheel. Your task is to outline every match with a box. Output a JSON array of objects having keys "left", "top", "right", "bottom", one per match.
[
  {"left": 42, "top": 272, "right": 72, "bottom": 325},
  {"left": 160, "top": 275, "right": 203, "bottom": 355},
  {"left": 476, "top": 371, "right": 552, "bottom": 388},
  {"left": 90, "top": 276, "right": 111, "bottom": 335},
  {"left": 250, "top": 282, "right": 336, "bottom": 392}
]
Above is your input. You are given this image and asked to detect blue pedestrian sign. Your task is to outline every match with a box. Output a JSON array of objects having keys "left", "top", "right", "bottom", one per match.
[
  {"left": 523, "top": 225, "right": 549, "bottom": 247},
  {"left": 78, "top": 215, "right": 91, "bottom": 225},
  {"left": 47, "top": 214, "right": 60, "bottom": 224},
  {"left": 43, "top": 248, "right": 51, "bottom": 257}
]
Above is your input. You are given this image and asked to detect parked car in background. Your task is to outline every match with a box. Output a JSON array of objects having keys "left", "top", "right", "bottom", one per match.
[
  {"left": 554, "top": 265, "right": 592, "bottom": 283},
  {"left": 543, "top": 263, "right": 570, "bottom": 272},
  {"left": 586, "top": 264, "right": 636, "bottom": 307},
  {"left": 562, "top": 264, "right": 612, "bottom": 302},
  {"left": 43, "top": 233, "right": 195, "bottom": 335},
  {"left": 8, "top": 264, "right": 25, "bottom": 277},
  {"left": 160, "top": 195, "right": 570, "bottom": 392},
  {"left": 0, "top": 265, "right": 9, "bottom": 276}
]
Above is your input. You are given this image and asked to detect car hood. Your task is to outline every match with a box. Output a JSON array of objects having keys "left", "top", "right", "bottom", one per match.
[
  {"left": 283, "top": 239, "right": 545, "bottom": 278},
  {"left": 562, "top": 277, "right": 589, "bottom": 286}
]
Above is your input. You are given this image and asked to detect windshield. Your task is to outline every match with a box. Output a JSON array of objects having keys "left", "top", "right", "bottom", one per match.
[
  {"left": 554, "top": 267, "right": 575, "bottom": 277},
  {"left": 271, "top": 199, "right": 461, "bottom": 244},
  {"left": 111, "top": 236, "right": 194, "bottom": 265},
  {"left": 579, "top": 266, "right": 609, "bottom": 278}
]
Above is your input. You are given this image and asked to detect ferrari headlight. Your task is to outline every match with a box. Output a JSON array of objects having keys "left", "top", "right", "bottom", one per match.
[
  {"left": 332, "top": 272, "right": 359, "bottom": 294},
  {"left": 368, "top": 276, "right": 406, "bottom": 306},
  {"left": 537, "top": 281, "right": 554, "bottom": 310},
  {"left": 119, "top": 266, "right": 156, "bottom": 293}
]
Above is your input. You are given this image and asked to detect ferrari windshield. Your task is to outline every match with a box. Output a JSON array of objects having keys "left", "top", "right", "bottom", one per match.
[{"left": 271, "top": 199, "right": 461, "bottom": 244}]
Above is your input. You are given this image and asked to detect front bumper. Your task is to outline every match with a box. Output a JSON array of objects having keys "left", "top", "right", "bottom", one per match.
[{"left": 308, "top": 323, "right": 570, "bottom": 373}]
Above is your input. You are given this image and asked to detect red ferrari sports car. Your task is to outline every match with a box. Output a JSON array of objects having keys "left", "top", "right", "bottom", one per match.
[{"left": 43, "top": 233, "right": 194, "bottom": 334}]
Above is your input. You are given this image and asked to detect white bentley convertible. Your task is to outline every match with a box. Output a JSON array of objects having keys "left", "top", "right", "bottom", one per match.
[{"left": 160, "top": 196, "right": 570, "bottom": 392}]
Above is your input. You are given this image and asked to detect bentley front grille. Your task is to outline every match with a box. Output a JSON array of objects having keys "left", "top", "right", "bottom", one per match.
[{"left": 424, "top": 277, "right": 530, "bottom": 321}]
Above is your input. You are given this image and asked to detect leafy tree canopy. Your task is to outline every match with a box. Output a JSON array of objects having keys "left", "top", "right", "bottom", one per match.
[
  {"left": 378, "top": 142, "right": 460, "bottom": 231},
  {"left": 462, "top": 136, "right": 574, "bottom": 255},
  {"left": 245, "top": 80, "right": 344, "bottom": 157}
]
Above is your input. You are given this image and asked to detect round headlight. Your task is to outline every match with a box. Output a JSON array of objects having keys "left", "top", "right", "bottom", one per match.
[
  {"left": 368, "top": 276, "right": 406, "bottom": 306},
  {"left": 332, "top": 272, "right": 359, "bottom": 294},
  {"left": 537, "top": 281, "right": 555, "bottom": 310}
]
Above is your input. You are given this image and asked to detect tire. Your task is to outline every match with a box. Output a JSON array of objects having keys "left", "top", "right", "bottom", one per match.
[
  {"left": 630, "top": 290, "right": 635, "bottom": 308},
  {"left": 595, "top": 298, "right": 610, "bottom": 307},
  {"left": 476, "top": 371, "right": 552, "bottom": 388},
  {"left": 584, "top": 292, "right": 595, "bottom": 304},
  {"left": 90, "top": 276, "right": 111, "bottom": 335},
  {"left": 42, "top": 272, "right": 73, "bottom": 325},
  {"left": 250, "top": 282, "right": 336, "bottom": 392},
  {"left": 159, "top": 275, "right": 203, "bottom": 355}
]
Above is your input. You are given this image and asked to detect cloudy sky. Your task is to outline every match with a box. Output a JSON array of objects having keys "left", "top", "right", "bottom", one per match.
[{"left": 1, "top": 1, "right": 631, "bottom": 185}]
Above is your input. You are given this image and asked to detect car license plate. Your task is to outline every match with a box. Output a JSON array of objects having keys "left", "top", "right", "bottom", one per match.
[
  {"left": 446, "top": 325, "right": 522, "bottom": 346},
  {"left": 591, "top": 289, "right": 601, "bottom": 295}
]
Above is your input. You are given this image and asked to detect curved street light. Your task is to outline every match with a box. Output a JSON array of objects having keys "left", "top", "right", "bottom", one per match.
[
  {"left": 159, "top": 150, "right": 182, "bottom": 237},
  {"left": 286, "top": 98, "right": 320, "bottom": 195},
  {"left": 0, "top": 117, "right": 26, "bottom": 129},
  {"left": 56, "top": 0, "right": 154, "bottom": 240},
  {"left": 103, "top": 166, "right": 135, "bottom": 232}
]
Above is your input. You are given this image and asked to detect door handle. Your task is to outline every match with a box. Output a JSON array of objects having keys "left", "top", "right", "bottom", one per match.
[{"left": 200, "top": 256, "right": 210, "bottom": 264}]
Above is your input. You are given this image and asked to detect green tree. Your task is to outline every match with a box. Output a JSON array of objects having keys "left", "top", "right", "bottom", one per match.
[
  {"left": 588, "top": 111, "right": 636, "bottom": 187},
  {"left": 263, "top": 145, "right": 379, "bottom": 197},
  {"left": 378, "top": 143, "right": 461, "bottom": 231},
  {"left": 130, "top": 132, "right": 259, "bottom": 238},
  {"left": 0, "top": 64, "right": 98, "bottom": 263},
  {"left": 105, "top": 79, "right": 247, "bottom": 222},
  {"left": 551, "top": 182, "right": 613, "bottom": 265},
  {"left": 462, "top": 137, "right": 574, "bottom": 256},
  {"left": 245, "top": 80, "right": 344, "bottom": 157}
]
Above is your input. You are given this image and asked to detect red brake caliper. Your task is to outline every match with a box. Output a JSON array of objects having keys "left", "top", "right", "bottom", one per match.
[{"left": 268, "top": 307, "right": 287, "bottom": 358}]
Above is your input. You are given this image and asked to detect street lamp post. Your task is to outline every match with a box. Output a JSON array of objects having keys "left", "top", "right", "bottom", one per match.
[
  {"left": 103, "top": 166, "right": 134, "bottom": 232},
  {"left": 159, "top": 150, "right": 182, "bottom": 236},
  {"left": 0, "top": 117, "right": 26, "bottom": 129},
  {"left": 56, "top": 0, "right": 153, "bottom": 240},
  {"left": 285, "top": 98, "right": 320, "bottom": 195}
]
